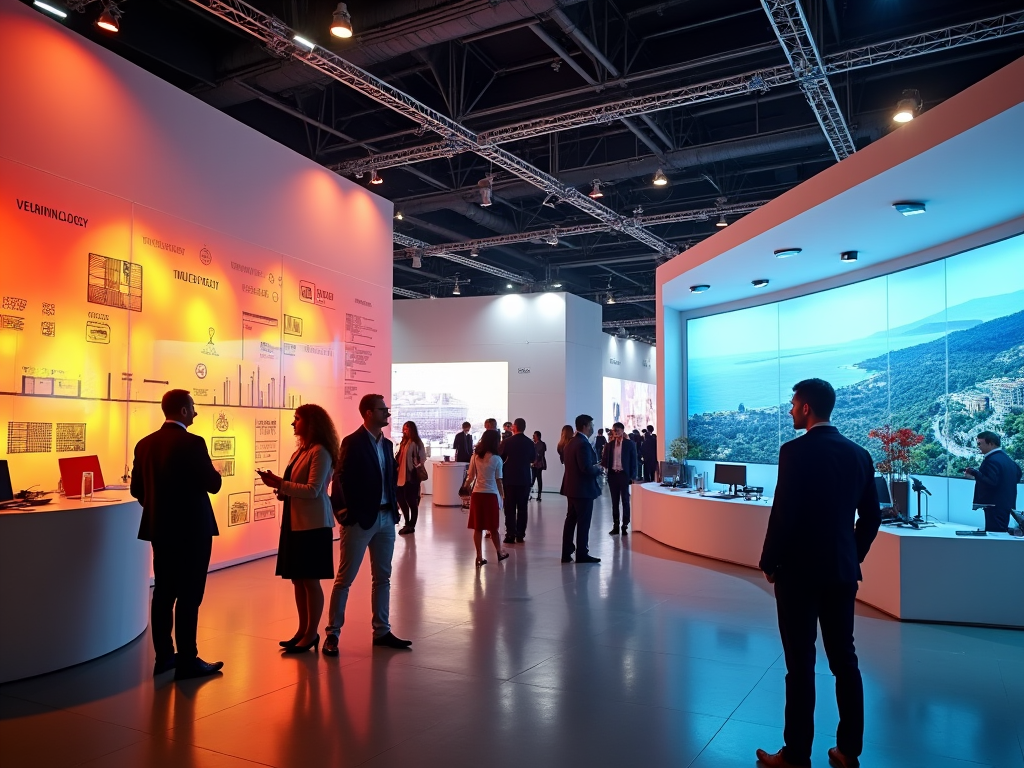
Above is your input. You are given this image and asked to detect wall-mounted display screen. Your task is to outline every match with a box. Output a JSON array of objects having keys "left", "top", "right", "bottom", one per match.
[
  {"left": 686, "top": 234, "right": 1024, "bottom": 476},
  {"left": 603, "top": 377, "right": 657, "bottom": 433},
  {"left": 391, "top": 362, "right": 508, "bottom": 452}
]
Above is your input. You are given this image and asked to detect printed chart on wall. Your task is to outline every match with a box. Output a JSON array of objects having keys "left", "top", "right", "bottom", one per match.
[{"left": 0, "top": 159, "right": 391, "bottom": 562}]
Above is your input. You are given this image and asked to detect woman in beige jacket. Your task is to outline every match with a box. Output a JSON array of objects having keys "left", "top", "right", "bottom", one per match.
[
  {"left": 256, "top": 404, "right": 338, "bottom": 654},
  {"left": 396, "top": 421, "right": 427, "bottom": 535}
]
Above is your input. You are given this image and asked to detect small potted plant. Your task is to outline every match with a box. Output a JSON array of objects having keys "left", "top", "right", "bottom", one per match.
[{"left": 867, "top": 424, "right": 924, "bottom": 517}]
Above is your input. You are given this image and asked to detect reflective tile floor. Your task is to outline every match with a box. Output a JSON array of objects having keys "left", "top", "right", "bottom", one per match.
[{"left": 2, "top": 494, "right": 1022, "bottom": 768}]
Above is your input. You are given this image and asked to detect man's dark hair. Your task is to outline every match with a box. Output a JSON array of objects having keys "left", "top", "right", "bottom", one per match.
[
  {"left": 575, "top": 413, "right": 593, "bottom": 431},
  {"left": 462, "top": 421, "right": 471, "bottom": 430},
  {"left": 161, "top": 389, "right": 192, "bottom": 418},
  {"left": 977, "top": 430, "right": 1001, "bottom": 447},
  {"left": 646, "top": 424, "right": 654, "bottom": 433},
  {"left": 597, "top": 428, "right": 604, "bottom": 435},
  {"left": 613, "top": 422, "right": 624, "bottom": 431},
  {"left": 513, "top": 417, "right": 526, "bottom": 432},
  {"left": 475, "top": 428, "right": 501, "bottom": 458},
  {"left": 792, "top": 378, "right": 836, "bottom": 420},
  {"left": 358, "top": 393, "right": 384, "bottom": 418},
  {"left": 503, "top": 421, "right": 512, "bottom": 429}
]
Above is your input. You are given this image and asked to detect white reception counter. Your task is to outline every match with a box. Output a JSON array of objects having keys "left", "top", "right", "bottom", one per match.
[
  {"left": 0, "top": 497, "right": 150, "bottom": 683},
  {"left": 632, "top": 483, "right": 1024, "bottom": 628},
  {"left": 429, "top": 461, "right": 469, "bottom": 506}
]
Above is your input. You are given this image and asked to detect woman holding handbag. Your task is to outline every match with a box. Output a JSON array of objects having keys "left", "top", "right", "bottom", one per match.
[
  {"left": 396, "top": 420, "right": 427, "bottom": 535},
  {"left": 531, "top": 430, "right": 547, "bottom": 500},
  {"left": 465, "top": 428, "right": 509, "bottom": 566}
]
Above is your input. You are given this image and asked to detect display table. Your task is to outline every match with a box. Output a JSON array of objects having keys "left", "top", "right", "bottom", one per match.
[
  {"left": 429, "top": 461, "right": 469, "bottom": 506},
  {"left": 0, "top": 497, "right": 150, "bottom": 683},
  {"left": 632, "top": 483, "right": 1024, "bottom": 628}
]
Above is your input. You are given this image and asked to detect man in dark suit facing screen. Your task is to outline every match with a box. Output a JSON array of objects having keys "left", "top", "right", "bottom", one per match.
[
  {"left": 964, "top": 430, "right": 1022, "bottom": 532},
  {"left": 453, "top": 422, "right": 474, "bottom": 463},
  {"left": 132, "top": 389, "right": 224, "bottom": 681},
  {"left": 756, "top": 379, "right": 881, "bottom": 768}
]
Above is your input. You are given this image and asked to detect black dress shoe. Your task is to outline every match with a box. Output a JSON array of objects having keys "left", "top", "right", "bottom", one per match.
[
  {"left": 561, "top": 556, "right": 573, "bottom": 563},
  {"left": 153, "top": 653, "right": 177, "bottom": 676},
  {"left": 609, "top": 526, "right": 620, "bottom": 535},
  {"left": 502, "top": 536, "right": 516, "bottom": 544},
  {"left": 322, "top": 633, "right": 339, "bottom": 657},
  {"left": 576, "top": 554, "right": 601, "bottom": 563},
  {"left": 515, "top": 537, "right": 524, "bottom": 543},
  {"left": 174, "top": 657, "right": 224, "bottom": 681},
  {"left": 621, "top": 527, "right": 629, "bottom": 535},
  {"left": 372, "top": 632, "right": 413, "bottom": 649}
]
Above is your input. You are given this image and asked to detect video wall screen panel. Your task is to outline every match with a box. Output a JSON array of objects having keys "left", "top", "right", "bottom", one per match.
[
  {"left": 685, "top": 234, "right": 1024, "bottom": 476},
  {"left": 602, "top": 377, "right": 657, "bottom": 434}
]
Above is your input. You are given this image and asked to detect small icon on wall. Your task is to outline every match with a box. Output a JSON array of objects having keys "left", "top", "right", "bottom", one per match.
[
  {"left": 215, "top": 411, "right": 230, "bottom": 432},
  {"left": 195, "top": 363, "right": 208, "bottom": 379},
  {"left": 41, "top": 322, "right": 55, "bottom": 337},
  {"left": 86, "top": 321, "right": 110, "bottom": 344},
  {"left": 200, "top": 246, "right": 213, "bottom": 266},
  {"left": 202, "top": 327, "right": 218, "bottom": 356}
]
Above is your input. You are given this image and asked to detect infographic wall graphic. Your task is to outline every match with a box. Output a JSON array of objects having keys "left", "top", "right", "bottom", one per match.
[{"left": 1, "top": 158, "right": 390, "bottom": 561}]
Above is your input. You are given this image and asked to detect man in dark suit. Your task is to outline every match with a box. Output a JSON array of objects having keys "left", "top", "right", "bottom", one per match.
[
  {"left": 756, "top": 379, "right": 881, "bottom": 768},
  {"left": 499, "top": 417, "right": 536, "bottom": 543},
  {"left": 501, "top": 421, "right": 513, "bottom": 441},
  {"left": 964, "top": 430, "right": 1023, "bottom": 532},
  {"left": 593, "top": 429, "right": 608, "bottom": 463},
  {"left": 324, "top": 393, "right": 411, "bottom": 655},
  {"left": 630, "top": 429, "right": 644, "bottom": 480},
  {"left": 131, "top": 389, "right": 223, "bottom": 680},
  {"left": 453, "top": 421, "right": 474, "bottom": 463},
  {"left": 603, "top": 422, "right": 637, "bottom": 536},
  {"left": 560, "top": 414, "right": 604, "bottom": 564},
  {"left": 641, "top": 425, "right": 659, "bottom": 482}
]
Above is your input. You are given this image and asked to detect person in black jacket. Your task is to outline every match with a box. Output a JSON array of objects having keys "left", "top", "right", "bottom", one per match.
[
  {"left": 593, "top": 429, "right": 608, "bottom": 463},
  {"left": 452, "top": 422, "right": 474, "bottom": 463},
  {"left": 531, "top": 431, "right": 547, "bottom": 500},
  {"left": 641, "top": 425, "right": 659, "bottom": 482},
  {"left": 560, "top": 414, "right": 604, "bottom": 564},
  {"left": 964, "top": 431, "right": 1022, "bottom": 532},
  {"left": 131, "top": 389, "right": 223, "bottom": 680},
  {"left": 498, "top": 418, "right": 537, "bottom": 543},
  {"left": 602, "top": 422, "right": 637, "bottom": 535},
  {"left": 629, "top": 429, "right": 644, "bottom": 480},
  {"left": 323, "top": 394, "right": 411, "bottom": 655},
  {"left": 756, "top": 379, "right": 881, "bottom": 768}
]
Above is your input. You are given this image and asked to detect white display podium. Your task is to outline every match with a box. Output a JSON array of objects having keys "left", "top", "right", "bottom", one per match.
[
  {"left": 633, "top": 483, "right": 1023, "bottom": 628},
  {"left": 430, "top": 461, "right": 469, "bottom": 506},
  {"left": 0, "top": 497, "right": 150, "bottom": 683}
]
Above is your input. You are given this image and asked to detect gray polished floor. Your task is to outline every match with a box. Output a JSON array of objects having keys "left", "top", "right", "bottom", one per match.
[{"left": 2, "top": 493, "right": 1022, "bottom": 768}]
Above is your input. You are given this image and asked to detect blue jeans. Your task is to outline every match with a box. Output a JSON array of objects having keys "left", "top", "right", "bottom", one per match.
[{"left": 326, "top": 511, "right": 396, "bottom": 638}]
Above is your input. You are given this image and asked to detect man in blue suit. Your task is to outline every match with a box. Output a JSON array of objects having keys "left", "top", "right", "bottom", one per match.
[
  {"left": 964, "top": 431, "right": 1022, "bottom": 532},
  {"left": 602, "top": 422, "right": 637, "bottom": 536},
  {"left": 560, "top": 414, "right": 603, "bottom": 563},
  {"left": 756, "top": 379, "right": 881, "bottom": 768}
]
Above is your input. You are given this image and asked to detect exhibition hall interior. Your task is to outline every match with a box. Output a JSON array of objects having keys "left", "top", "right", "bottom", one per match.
[{"left": 0, "top": 0, "right": 1022, "bottom": 766}]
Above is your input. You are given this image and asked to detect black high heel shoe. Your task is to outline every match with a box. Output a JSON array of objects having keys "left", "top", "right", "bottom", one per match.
[
  {"left": 279, "top": 636, "right": 302, "bottom": 648},
  {"left": 282, "top": 634, "right": 320, "bottom": 654}
]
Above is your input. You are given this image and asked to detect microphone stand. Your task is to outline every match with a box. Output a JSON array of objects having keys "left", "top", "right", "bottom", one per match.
[{"left": 911, "top": 476, "right": 934, "bottom": 527}]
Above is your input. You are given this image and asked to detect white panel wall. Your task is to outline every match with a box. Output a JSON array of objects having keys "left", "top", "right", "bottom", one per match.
[{"left": 601, "top": 335, "right": 656, "bottom": 384}]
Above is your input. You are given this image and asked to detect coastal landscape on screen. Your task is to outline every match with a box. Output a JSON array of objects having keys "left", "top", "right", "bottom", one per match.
[{"left": 686, "top": 235, "right": 1024, "bottom": 475}]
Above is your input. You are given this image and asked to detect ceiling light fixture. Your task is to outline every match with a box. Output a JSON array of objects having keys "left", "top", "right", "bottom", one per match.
[
  {"left": 893, "top": 89, "right": 922, "bottom": 123},
  {"left": 33, "top": 1, "right": 67, "bottom": 18},
  {"left": 689, "top": 284, "right": 710, "bottom": 294},
  {"left": 546, "top": 232, "right": 559, "bottom": 246},
  {"left": 652, "top": 169, "right": 668, "bottom": 187},
  {"left": 541, "top": 193, "right": 558, "bottom": 208},
  {"left": 716, "top": 213, "right": 728, "bottom": 228},
  {"left": 752, "top": 279, "right": 770, "bottom": 288},
  {"left": 470, "top": 248, "right": 479, "bottom": 258},
  {"left": 551, "top": 281, "right": 563, "bottom": 289},
  {"left": 774, "top": 248, "right": 802, "bottom": 259},
  {"left": 452, "top": 276, "right": 461, "bottom": 296},
  {"left": 369, "top": 169, "right": 382, "bottom": 185},
  {"left": 477, "top": 176, "right": 493, "bottom": 207},
  {"left": 606, "top": 293, "right": 616, "bottom": 305},
  {"left": 588, "top": 180, "right": 603, "bottom": 199},
  {"left": 411, "top": 254, "right": 422, "bottom": 269},
  {"left": 840, "top": 250, "right": 859, "bottom": 263},
  {"left": 893, "top": 201, "right": 926, "bottom": 216},
  {"left": 617, "top": 326, "right": 627, "bottom": 338},
  {"left": 293, "top": 35, "right": 316, "bottom": 51},
  {"left": 330, "top": 2, "right": 353, "bottom": 38},
  {"left": 95, "top": 4, "right": 119, "bottom": 32},
  {"left": 506, "top": 283, "right": 513, "bottom": 290},
  {"left": 394, "top": 212, "right": 403, "bottom": 220}
]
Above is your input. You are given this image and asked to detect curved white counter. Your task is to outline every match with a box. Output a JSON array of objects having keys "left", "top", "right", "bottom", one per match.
[
  {"left": 0, "top": 497, "right": 150, "bottom": 683},
  {"left": 429, "top": 461, "right": 469, "bottom": 506},
  {"left": 632, "top": 483, "right": 1024, "bottom": 628}
]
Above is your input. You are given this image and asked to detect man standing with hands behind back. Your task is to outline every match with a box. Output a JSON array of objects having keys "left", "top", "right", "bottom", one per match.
[
  {"left": 498, "top": 418, "right": 536, "bottom": 544},
  {"left": 603, "top": 422, "right": 637, "bottom": 536},
  {"left": 560, "top": 414, "right": 603, "bottom": 564},
  {"left": 453, "top": 422, "right": 474, "bottom": 463},
  {"left": 324, "top": 394, "right": 412, "bottom": 655},
  {"left": 963, "top": 431, "right": 1022, "bottom": 532},
  {"left": 132, "top": 389, "right": 224, "bottom": 681},
  {"left": 757, "top": 379, "right": 880, "bottom": 768}
]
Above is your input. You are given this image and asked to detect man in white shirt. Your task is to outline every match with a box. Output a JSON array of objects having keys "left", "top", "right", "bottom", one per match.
[{"left": 601, "top": 422, "right": 637, "bottom": 535}]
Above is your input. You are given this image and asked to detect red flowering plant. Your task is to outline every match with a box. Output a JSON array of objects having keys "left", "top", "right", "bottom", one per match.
[{"left": 867, "top": 424, "right": 925, "bottom": 484}]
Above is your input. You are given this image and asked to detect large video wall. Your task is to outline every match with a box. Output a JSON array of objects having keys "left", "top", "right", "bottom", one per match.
[
  {"left": 686, "top": 234, "right": 1024, "bottom": 476},
  {"left": 603, "top": 377, "right": 657, "bottom": 433},
  {"left": 0, "top": 159, "right": 390, "bottom": 555}
]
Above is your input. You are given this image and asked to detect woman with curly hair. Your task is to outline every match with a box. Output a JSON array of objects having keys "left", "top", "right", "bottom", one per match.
[{"left": 257, "top": 403, "right": 339, "bottom": 654}]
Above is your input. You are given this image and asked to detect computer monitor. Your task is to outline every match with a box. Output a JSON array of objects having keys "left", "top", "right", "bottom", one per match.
[
  {"left": 58, "top": 455, "right": 106, "bottom": 498},
  {"left": 659, "top": 462, "right": 680, "bottom": 484},
  {"left": 713, "top": 463, "right": 746, "bottom": 491},
  {"left": 0, "top": 460, "right": 12, "bottom": 502},
  {"left": 874, "top": 476, "right": 892, "bottom": 506}
]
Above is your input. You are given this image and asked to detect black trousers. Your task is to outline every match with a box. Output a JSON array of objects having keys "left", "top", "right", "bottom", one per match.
[
  {"left": 984, "top": 506, "right": 1010, "bottom": 532},
  {"left": 397, "top": 480, "right": 421, "bottom": 528},
  {"left": 607, "top": 471, "right": 631, "bottom": 526},
  {"left": 151, "top": 536, "right": 213, "bottom": 661},
  {"left": 504, "top": 484, "right": 531, "bottom": 538},
  {"left": 774, "top": 577, "right": 864, "bottom": 765},
  {"left": 561, "top": 497, "right": 594, "bottom": 559},
  {"left": 642, "top": 461, "right": 656, "bottom": 482},
  {"left": 532, "top": 468, "right": 543, "bottom": 496}
]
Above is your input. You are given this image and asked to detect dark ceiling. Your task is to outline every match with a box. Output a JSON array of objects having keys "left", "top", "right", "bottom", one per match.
[{"left": 33, "top": 0, "right": 1024, "bottom": 342}]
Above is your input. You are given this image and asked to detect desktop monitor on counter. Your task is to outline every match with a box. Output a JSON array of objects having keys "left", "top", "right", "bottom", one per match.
[
  {"left": 874, "top": 476, "right": 892, "bottom": 506},
  {"left": 713, "top": 463, "right": 746, "bottom": 491}
]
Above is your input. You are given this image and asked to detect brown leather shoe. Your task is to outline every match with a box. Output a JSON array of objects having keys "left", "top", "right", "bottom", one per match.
[
  {"left": 828, "top": 747, "right": 860, "bottom": 768},
  {"left": 755, "top": 747, "right": 806, "bottom": 768}
]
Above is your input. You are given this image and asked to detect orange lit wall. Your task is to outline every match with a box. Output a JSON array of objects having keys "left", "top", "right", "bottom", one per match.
[{"left": 0, "top": 0, "right": 393, "bottom": 568}]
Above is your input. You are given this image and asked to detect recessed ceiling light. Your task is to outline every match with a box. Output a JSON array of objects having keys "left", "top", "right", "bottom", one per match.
[
  {"left": 752, "top": 279, "right": 769, "bottom": 288},
  {"left": 293, "top": 35, "right": 316, "bottom": 51},
  {"left": 33, "top": 1, "right": 67, "bottom": 17},
  {"left": 840, "top": 250, "right": 859, "bottom": 262},
  {"left": 689, "top": 284, "right": 710, "bottom": 294},
  {"left": 893, "top": 201, "right": 926, "bottom": 216},
  {"left": 774, "top": 248, "right": 802, "bottom": 259}
]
